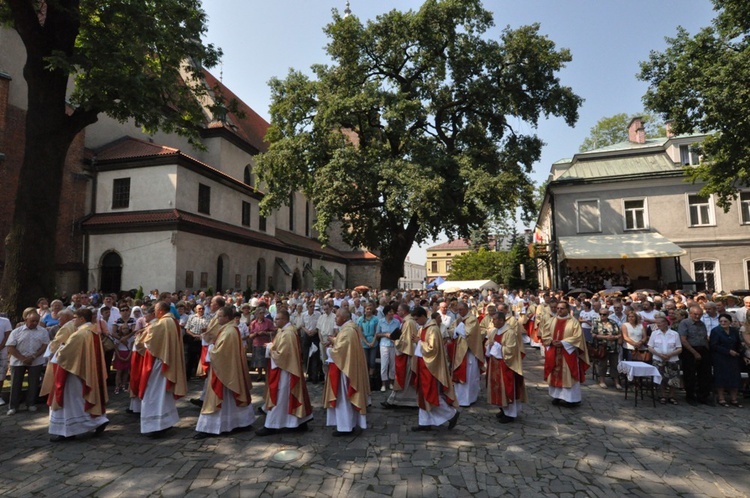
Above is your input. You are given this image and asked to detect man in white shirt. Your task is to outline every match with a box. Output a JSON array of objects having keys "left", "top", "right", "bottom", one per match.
[
  {"left": 638, "top": 300, "right": 657, "bottom": 328},
  {"left": 6, "top": 312, "right": 50, "bottom": 415},
  {"left": 700, "top": 302, "right": 720, "bottom": 337},
  {"left": 315, "top": 301, "right": 336, "bottom": 375}
]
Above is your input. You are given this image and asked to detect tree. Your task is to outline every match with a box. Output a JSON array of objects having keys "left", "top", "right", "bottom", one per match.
[
  {"left": 0, "top": 1, "right": 222, "bottom": 321},
  {"left": 638, "top": 0, "right": 750, "bottom": 210},
  {"left": 501, "top": 238, "right": 538, "bottom": 289},
  {"left": 578, "top": 113, "right": 665, "bottom": 152},
  {"left": 257, "top": 0, "right": 582, "bottom": 289},
  {"left": 448, "top": 249, "right": 507, "bottom": 284},
  {"left": 313, "top": 268, "right": 333, "bottom": 290}
]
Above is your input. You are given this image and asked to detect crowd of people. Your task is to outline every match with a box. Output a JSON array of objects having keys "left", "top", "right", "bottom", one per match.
[{"left": 0, "top": 285, "right": 748, "bottom": 442}]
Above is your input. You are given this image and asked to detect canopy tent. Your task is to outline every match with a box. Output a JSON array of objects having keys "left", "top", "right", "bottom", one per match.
[
  {"left": 426, "top": 276, "right": 446, "bottom": 289},
  {"left": 438, "top": 280, "right": 499, "bottom": 291},
  {"left": 558, "top": 233, "right": 686, "bottom": 260}
]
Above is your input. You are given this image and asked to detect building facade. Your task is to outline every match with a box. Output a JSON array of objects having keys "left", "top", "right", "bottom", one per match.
[
  {"left": 0, "top": 27, "right": 376, "bottom": 297},
  {"left": 536, "top": 117, "right": 750, "bottom": 293}
]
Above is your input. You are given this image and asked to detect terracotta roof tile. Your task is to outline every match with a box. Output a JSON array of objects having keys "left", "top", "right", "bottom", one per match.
[
  {"left": 427, "top": 239, "right": 470, "bottom": 251},
  {"left": 274, "top": 229, "right": 344, "bottom": 258},
  {"left": 94, "top": 136, "right": 179, "bottom": 161},
  {"left": 341, "top": 250, "right": 379, "bottom": 261},
  {"left": 203, "top": 70, "right": 269, "bottom": 153}
]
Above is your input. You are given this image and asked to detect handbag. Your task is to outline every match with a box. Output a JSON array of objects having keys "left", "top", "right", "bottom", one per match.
[
  {"left": 587, "top": 340, "right": 607, "bottom": 360},
  {"left": 101, "top": 335, "right": 116, "bottom": 352},
  {"left": 631, "top": 348, "right": 652, "bottom": 363}
]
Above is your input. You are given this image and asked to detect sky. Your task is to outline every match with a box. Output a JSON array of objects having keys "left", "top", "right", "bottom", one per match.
[{"left": 201, "top": 0, "right": 718, "bottom": 264}]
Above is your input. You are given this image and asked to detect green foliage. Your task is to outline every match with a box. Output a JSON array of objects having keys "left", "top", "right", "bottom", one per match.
[
  {"left": 257, "top": 0, "right": 581, "bottom": 287},
  {"left": 502, "top": 238, "right": 538, "bottom": 289},
  {"left": 638, "top": 0, "right": 750, "bottom": 210},
  {"left": 579, "top": 113, "right": 665, "bottom": 152},
  {"left": 135, "top": 286, "right": 144, "bottom": 300},
  {"left": 448, "top": 249, "right": 508, "bottom": 284},
  {"left": 313, "top": 268, "right": 333, "bottom": 290},
  {"left": 206, "top": 286, "right": 214, "bottom": 297}
]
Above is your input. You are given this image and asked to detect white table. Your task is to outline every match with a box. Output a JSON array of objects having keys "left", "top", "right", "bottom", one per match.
[{"left": 618, "top": 361, "right": 662, "bottom": 407}]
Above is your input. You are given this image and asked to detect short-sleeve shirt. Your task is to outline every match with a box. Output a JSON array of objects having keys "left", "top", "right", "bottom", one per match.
[
  {"left": 377, "top": 317, "right": 400, "bottom": 348},
  {"left": 358, "top": 315, "right": 379, "bottom": 348},
  {"left": 648, "top": 329, "right": 681, "bottom": 362},
  {"left": 677, "top": 318, "right": 708, "bottom": 348},
  {"left": 6, "top": 325, "right": 50, "bottom": 367}
]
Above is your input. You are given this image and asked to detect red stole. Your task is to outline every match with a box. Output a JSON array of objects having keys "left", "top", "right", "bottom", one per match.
[
  {"left": 544, "top": 318, "right": 587, "bottom": 387},
  {"left": 326, "top": 361, "right": 359, "bottom": 411}
]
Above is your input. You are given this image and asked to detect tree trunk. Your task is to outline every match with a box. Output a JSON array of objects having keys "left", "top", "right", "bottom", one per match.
[
  {"left": 0, "top": 41, "right": 76, "bottom": 322},
  {"left": 378, "top": 219, "right": 419, "bottom": 290}
]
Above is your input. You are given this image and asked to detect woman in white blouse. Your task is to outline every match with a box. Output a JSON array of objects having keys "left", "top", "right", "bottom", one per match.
[{"left": 621, "top": 311, "right": 646, "bottom": 361}]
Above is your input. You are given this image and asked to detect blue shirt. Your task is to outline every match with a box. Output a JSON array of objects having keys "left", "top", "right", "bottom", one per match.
[
  {"left": 377, "top": 317, "right": 400, "bottom": 347},
  {"left": 358, "top": 315, "right": 379, "bottom": 348}
]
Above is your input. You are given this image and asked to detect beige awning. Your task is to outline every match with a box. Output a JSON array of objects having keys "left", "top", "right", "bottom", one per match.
[{"left": 559, "top": 233, "right": 686, "bottom": 260}]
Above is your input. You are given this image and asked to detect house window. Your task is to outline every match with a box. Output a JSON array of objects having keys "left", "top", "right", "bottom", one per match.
[
  {"left": 259, "top": 214, "right": 267, "bottom": 232},
  {"left": 680, "top": 145, "right": 699, "bottom": 165},
  {"left": 111, "top": 178, "right": 130, "bottom": 209},
  {"left": 289, "top": 193, "right": 295, "bottom": 231},
  {"left": 446, "top": 261, "right": 452, "bottom": 273},
  {"left": 431, "top": 261, "right": 438, "bottom": 273},
  {"left": 746, "top": 260, "right": 750, "bottom": 288},
  {"left": 687, "top": 194, "right": 713, "bottom": 226},
  {"left": 200, "top": 272, "right": 208, "bottom": 288},
  {"left": 693, "top": 260, "right": 718, "bottom": 291},
  {"left": 241, "top": 201, "right": 251, "bottom": 227},
  {"left": 198, "top": 184, "right": 211, "bottom": 214},
  {"left": 740, "top": 192, "right": 750, "bottom": 225},
  {"left": 576, "top": 199, "right": 600, "bottom": 233},
  {"left": 623, "top": 199, "right": 647, "bottom": 230},
  {"left": 185, "top": 271, "right": 194, "bottom": 288}
]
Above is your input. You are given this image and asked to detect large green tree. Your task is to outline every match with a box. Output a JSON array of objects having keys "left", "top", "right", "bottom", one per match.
[
  {"left": 0, "top": 0, "right": 222, "bottom": 321},
  {"left": 638, "top": 0, "right": 750, "bottom": 209},
  {"left": 448, "top": 249, "right": 507, "bottom": 284},
  {"left": 257, "top": 0, "right": 581, "bottom": 289},
  {"left": 579, "top": 112, "right": 665, "bottom": 152}
]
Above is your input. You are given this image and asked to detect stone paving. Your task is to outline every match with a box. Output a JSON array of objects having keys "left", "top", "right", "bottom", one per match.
[{"left": 1, "top": 346, "right": 749, "bottom": 497}]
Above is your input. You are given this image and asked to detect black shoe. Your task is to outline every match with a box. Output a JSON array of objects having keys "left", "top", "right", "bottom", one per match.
[
  {"left": 190, "top": 398, "right": 203, "bottom": 407},
  {"left": 193, "top": 432, "right": 212, "bottom": 440},
  {"left": 497, "top": 414, "right": 515, "bottom": 424},
  {"left": 95, "top": 422, "right": 109, "bottom": 436},
  {"left": 687, "top": 398, "right": 699, "bottom": 406},
  {"left": 256, "top": 406, "right": 266, "bottom": 415},
  {"left": 231, "top": 424, "right": 253, "bottom": 433},
  {"left": 289, "top": 422, "right": 309, "bottom": 433},
  {"left": 255, "top": 427, "right": 280, "bottom": 437},
  {"left": 551, "top": 398, "right": 561, "bottom": 406},
  {"left": 559, "top": 401, "right": 580, "bottom": 408},
  {"left": 49, "top": 435, "right": 75, "bottom": 443},
  {"left": 411, "top": 425, "right": 433, "bottom": 432},
  {"left": 332, "top": 430, "right": 353, "bottom": 437},
  {"left": 448, "top": 411, "right": 460, "bottom": 429},
  {"left": 145, "top": 428, "right": 171, "bottom": 439},
  {"left": 380, "top": 401, "right": 395, "bottom": 409}
]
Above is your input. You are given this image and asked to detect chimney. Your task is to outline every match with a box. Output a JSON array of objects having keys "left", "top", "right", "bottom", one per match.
[
  {"left": 627, "top": 116, "right": 646, "bottom": 144},
  {"left": 665, "top": 120, "right": 674, "bottom": 138}
]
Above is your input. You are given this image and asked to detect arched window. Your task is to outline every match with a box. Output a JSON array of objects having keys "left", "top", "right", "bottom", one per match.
[{"left": 243, "top": 165, "right": 253, "bottom": 187}]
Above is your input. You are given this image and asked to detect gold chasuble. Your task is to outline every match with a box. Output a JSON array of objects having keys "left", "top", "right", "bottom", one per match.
[
  {"left": 201, "top": 323, "right": 253, "bottom": 415},
  {"left": 40, "top": 320, "right": 77, "bottom": 396},
  {"left": 543, "top": 316, "right": 590, "bottom": 388},
  {"left": 138, "top": 315, "right": 188, "bottom": 398},
  {"left": 48, "top": 323, "right": 108, "bottom": 416},
  {"left": 415, "top": 320, "right": 457, "bottom": 410},
  {"left": 451, "top": 313, "right": 485, "bottom": 382},
  {"left": 393, "top": 315, "right": 418, "bottom": 391},
  {"left": 197, "top": 314, "right": 221, "bottom": 376},
  {"left": 486, "top": 323, "right": 527, "bottom": 407},
  {"left": 323, "top": 321, "right": 371, "bottom": 414},
  {"left": 265, "top": 323, "right": 313, "bottom": 418}
]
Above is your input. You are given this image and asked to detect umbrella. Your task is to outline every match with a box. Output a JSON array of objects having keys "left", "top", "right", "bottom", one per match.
[
  {"left": 730, "top": 289, "right": 750, "bottom": 297},
  {"left": 599, "top": 288, "right": 623, "bottom": 297},
  {"left": 354, "top": 285, "right": 370, "bottom": 293},
  {"left": 565, "top": 288, "right": 593, "bottom": 297},
  {"left": 634, "top": 288, "right": 658, "bottom": 295},
  {"left": 427, "top": 276, "right": 446, "bottom": 289},
  {"left": 442, "top": 286, "right": 461, "bottom": 293}
]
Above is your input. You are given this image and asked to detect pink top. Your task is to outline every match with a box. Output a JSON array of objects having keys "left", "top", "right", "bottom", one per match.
[{"left": 250, "top": 317, "right": 275, "bottom": 347}]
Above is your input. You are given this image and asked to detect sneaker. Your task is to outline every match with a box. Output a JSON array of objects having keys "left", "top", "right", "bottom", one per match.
[
  {"left": 7, "top": 408, "right": 16, "bottom": 416},
  {"left": 380, "top": 385, "right": 386, "bottom": 392},
  {"left": 27, "top": 405, "right": 37, "bottom": 412}
]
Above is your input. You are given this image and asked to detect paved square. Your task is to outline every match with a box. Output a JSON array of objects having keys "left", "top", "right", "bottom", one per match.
[{"left": 1, "top": 346, "right": 748, "bottom": 497}]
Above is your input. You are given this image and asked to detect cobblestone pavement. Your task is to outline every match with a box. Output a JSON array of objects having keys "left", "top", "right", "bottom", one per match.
[{"left": 1, "top": 346, "right": 749, "bottom": 497}]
